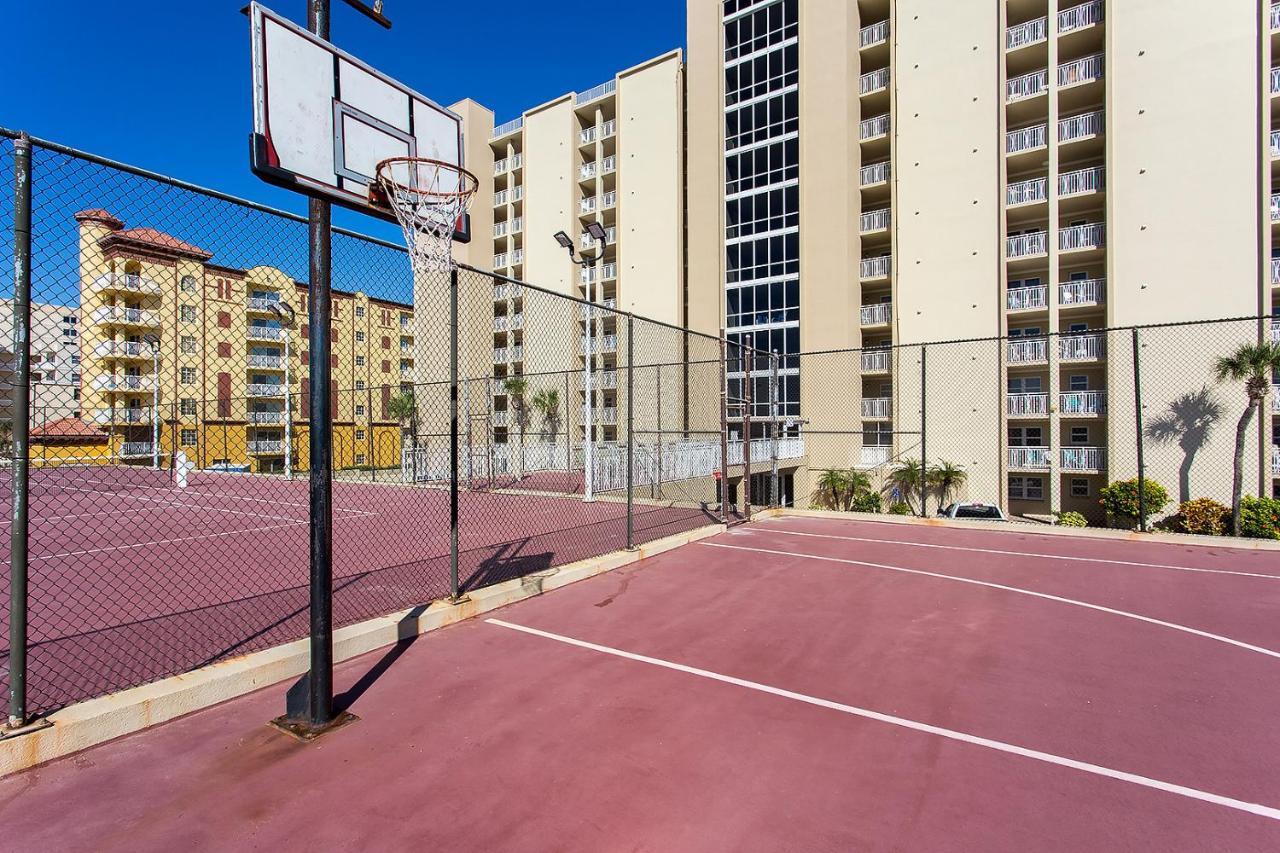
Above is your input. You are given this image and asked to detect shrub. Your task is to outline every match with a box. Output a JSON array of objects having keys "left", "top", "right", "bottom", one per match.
[
  {"left": 1170, "top": 498, "right": 1230, "bottom": 536},
  {"left": 849, "top": 492, "right": 882, "bottom": 513},
  {"left": 1239, "top": 496, "right": 1280, "bottom": 540},
  {"left": 888, "top": 502, "right": 912, "bottom": 516},
  {"left": 1098, "top": 478, "right": 1170, "bottom": 529},
  {"left": 1055, "top": 511, "right": 1088, "bottom": 528}
]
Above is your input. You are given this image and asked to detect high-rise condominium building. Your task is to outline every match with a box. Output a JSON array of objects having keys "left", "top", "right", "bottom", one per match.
[{"left": 686, "top": 0, "right": 1276, "bottom": 515}]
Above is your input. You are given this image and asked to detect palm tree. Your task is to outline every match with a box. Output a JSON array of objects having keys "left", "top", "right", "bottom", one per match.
[
  {"left": 927, "top": 460, "right": 968, "bottom": 515},
  {"left": 841, "top": 469, "right": 872, "bottom": 511},
  {"left": 531, "top": 388, "right": 561, "bottom": 445},
  {"left": 1213, "top": 342, "right": 1280, "bottom": 535},
  {"left": 813, "top": 469, "right": 850, "bottom": 510},
  {"left": 387, "top": 390, "right": 417, "bottom": 453},
  {"left": 884, "top": 458, "right": 926, "bottom": 514},
  {"left": 503, "top": 376, "right": 529, "bottom": 479}
]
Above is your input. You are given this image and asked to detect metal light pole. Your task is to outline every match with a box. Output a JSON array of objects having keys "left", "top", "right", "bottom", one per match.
[
  {"left": 553, "top": 224, "right": 607, "bottom": 502},
  {"left": 142, "top": 334, "right": 161, "bottom": 470}
]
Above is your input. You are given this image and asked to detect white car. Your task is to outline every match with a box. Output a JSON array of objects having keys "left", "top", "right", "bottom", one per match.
[{"left": 938, "top": 502, "right": 1007, "bottom": 521}]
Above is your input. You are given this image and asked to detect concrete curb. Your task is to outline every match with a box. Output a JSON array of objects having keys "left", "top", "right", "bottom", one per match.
[
  {"left": 757, "top": 508, "right": 1280, "bottom": 552},
  {"left": 0, "top": 522, "right": 725, "bottom": 777}
]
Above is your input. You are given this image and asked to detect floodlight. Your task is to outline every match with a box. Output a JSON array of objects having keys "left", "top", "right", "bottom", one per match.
[
  {"left": 553, "top": 231, "right": 574, "bottom": 250},
  {"left": 585, "top": 221, "right": 607, "bottom": 242}
]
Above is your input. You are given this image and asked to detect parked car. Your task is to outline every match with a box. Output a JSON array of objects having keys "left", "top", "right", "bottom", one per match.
[{"left": 938, "top": 502, "right": 1007, "bottom": 521}]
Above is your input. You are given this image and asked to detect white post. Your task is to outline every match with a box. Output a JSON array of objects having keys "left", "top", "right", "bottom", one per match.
[
  {"left": 151, "top": 345, "right": 160, "bottom": 470},
  {"left": 284, "top": 333, "right": 293, "bottom": 479}
]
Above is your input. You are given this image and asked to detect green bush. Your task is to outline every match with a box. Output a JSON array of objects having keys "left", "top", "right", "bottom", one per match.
[
  {"left": 1099, "top": 478, "right": 1170, "bottom": 529},
  {"left": 849, "top": 492, "right": 882, "bottom": 513},
  {"left": 1239, "top": 496, "right": 1280, "bottom": 540},
  {"left": 888, "top": 502, "right": 913, "bottom": 516},
  {"left": 1171, "top": 498, "right": 1230, "bottom": 536},
  {"left": 1055, "top": 511, "right": 1088, "bottom": 528}
]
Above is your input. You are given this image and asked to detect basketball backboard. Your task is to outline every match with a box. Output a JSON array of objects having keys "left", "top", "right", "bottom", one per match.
[{"left": 248, "top": 2, "right": 469, "bottom": 241}]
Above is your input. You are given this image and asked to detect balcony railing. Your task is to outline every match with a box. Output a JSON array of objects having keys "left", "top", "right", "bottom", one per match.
[
  {"left": 247, "top": 354, "right": 284, "bottom": 370},
  {"left": 576, "top": 79, "right": 616, "bottom": 105},
  {"left": 1271, "top": 67, "right": 1280, "bottom": 96},
  {"left": 248, "top": 440, "right": 284, "bottom": 455},
  {"left": 859, "top": 67, "right": 890, "bottom": 95},
  {"left": 1059, "top": 54, "right": 1104, "bottom": 88},
  {"left": 493, "top": 411, "right": 509, "bottom": 428},
  {"left": 1060, "top": 110, "right": 1104, "bottom": 143},
  {"left": 1060, "top": 391, "right": 1105, "bottom": 416},
  {"left": 860, "top": 160, "right": 890, "bottom": 186},
  {"left": 248, "top": 411, "right": 285, "bottom": 425},
  {"left": 246, "top": 383, "right": 286, "bottom": 397},
  {"left": 1272, "top": 194, "right": 1280, "bottom": 222},
  {"left": 860, "top": 208, "right": 891, "bottom": 233},
  {"left": 493, "top": 217, "right": 523, "bottom": 237},
  {"left": 1059, "top": 278, "right": 1105, "bottom": 306},
  {"left": 1273, "top": 444, "right": 1280, "bottom": 474},
  {"left": 494, "top": 252, "right": 509, "bottom": 268},
  {"left": 580, "top": 226, "right": 617, "bottom": 248},
  {"left": 120, "top": 442, "right": 154, "bottom": 458},
  {"left": 1009, "top": 447, "right": 1051, "bottom": 469},
  {"left": 581, "top": 334, "right": 618, "bottom": 354},
  {"left": 247, "top": 326, "right": 285, "bottom": 341},
  {"left": 493, "top": 348, "right": 508, "bottom": 363},
  {"left": 1273, "top": 391, "right": 1280, "bottom": 415},
  {"left": 861, "top": 349, "right": 891, "bottom": 373},
  {"left": 861, "top": 398, "right": 892, "bottom": 419},
  {"left": 1007, "top": 285, "right": 1048, "bottom": 311},
  {"left": 1061, "top": 447, "right": 1104, "bottom": 471},
  {"left": 1272, "top": 130, "right": 1280, "bottom": 158},
  {"left": 580, "top": 196, "right": 597, "bottom": 214},
  {"left": 1007, "top": 177, "right": 1047, "bottom": 206},
  {"left": 1006, "top": 231, "right": 1048, "bottom": 258},
  {"left": 1273, "top": 2, "right": 1280, "bottom": 31},
  {"left": 582, "top": 406, "right": 619, "bottom": 426},
  {"left": 1272, "top": 258, "right": 1280, "bottom": 284},
  {"left": 1059, "top": 166, "right": 1105, "bottom": 197},
  {"left": 1059, "top": 332, "right": 1105, "bottom": 361},
  {"left": 1006, "top": 393, "right": 1049, "bottom": 417},
  {"left": 1007, "top": 69, "right": 1048, "bottom": 102},
  {"left": 492, "top": 116, "right": 523, "bottom": 138},
  {"left": 1007, "top": 123, "right": 1048, "bottom": 154},
  {"left": 1006, "top": 17, "right": 1047, "bottom": 50},
  {"left": 93, "top": 374, "right": 156, "bottom": 391},
  {"left": 493, "top": 153, "right": 523, "bottom": 174},
  {"left": 580, "top": 162, "right": 597, "bottom": 181},
  {"left": 859, "top": 114, "right": 890, "bottom": 141},
  {"left": 1058, "top": 1, "right": 1104, "bottom": 34},
  {"left": 1060, "top": 223, "right": 1105, "bottom": 251},
  {"left": 858, "top": 446, "right": 892, "bottom": 469},
  {"left": 1271, "top": 319, "right": 1280, "bottom": 343},
  {"left": 860, "top": 256, "right": 891, "bottom": 280},
  {"left": 91, "top": 306, "right": 159, "bottom": 327},
  {"left": 89, "top": 408, "right": 151, "bottom": 425},
  {"left": 94, "top": 340, "right": 153, "bottom": 359},
  {"left": 859, "top": 20, "right": 889, "bottom": 48},
  {"left": 860, "top": 302, "right": 892, "bottom": 326},
  {"left": 493, "top": 283, "right": 524, "bottom": 301},
  {"left": 598, "top": 371, "right": 618, "bottom": 389},
  {"left": 1007, "top": 338, "right": 1047, "bottom": 363},
  {"left": 90, "top": 273, "right": 163, "bottom": 296}
]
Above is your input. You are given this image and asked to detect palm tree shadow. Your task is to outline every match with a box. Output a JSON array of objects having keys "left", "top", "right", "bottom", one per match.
[{"left": 1145, "top": 386, "right": 1223, "bottom": 504}]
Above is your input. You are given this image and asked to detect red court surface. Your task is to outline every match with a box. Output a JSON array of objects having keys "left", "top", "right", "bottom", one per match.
[{"left": 3, "top": 515, "right": 1280, "bottom": 851}]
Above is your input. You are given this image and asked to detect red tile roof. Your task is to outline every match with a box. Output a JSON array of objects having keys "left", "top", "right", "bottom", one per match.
[
  {"left": 73, "top": 209, "right": 124, "bottom": 230},
  {"left": 31, "top": 417, "right": 108, "bottom": 442},
  {"left": 100, "top": 227, "right": 214, "bottom": 261}
]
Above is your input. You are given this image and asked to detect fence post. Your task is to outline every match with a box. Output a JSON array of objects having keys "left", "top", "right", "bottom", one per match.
[
  {"left": 770, "top": 351, "right": 779, "bottom": 508},
  {"left": 743, "top": 345, "right": 753, "bottom": 520},
  {"left": 626, "top": 315, "right": 635, "bottom": 549},
  {"left": 1132, "top": 328, "right": 1147, "bottom": 532},
  {"left": 7, "top": 132, "right": 32, "bottom": 730},
  {"left": 718, "top": 331, "right": 729, "bottom": 523},
  {"left": 653, "top": 366, "right": 662, "bottom": 500},
  {"left": 920, "top": 343, "right": 928, "bottom": 518},
  {"left": 367, "top": 385, "right": 374, "bottom": 481},
  {"left": 449, "top": 267, "right": 461, "bottom": 600}
]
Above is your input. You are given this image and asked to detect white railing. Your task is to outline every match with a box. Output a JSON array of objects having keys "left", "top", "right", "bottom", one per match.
[
  {"left": 1059, "top": 278, "right": 1105, "bottom": 306},
  {"left": 1273, "top": 392, "right": 1280, "bottom": 415},
  {"left": 1059, "top": 1, "right": 1104, "bottom": 34},
  {"left": 494, "top": 158, "right": 508, "bottom": 175},
  {"left": 1273, "top": 2, "right": 1280, "bottom": 31},
  {"left": 860, "top": 256, "right": 891, "bottom": 280},
  {"left": 247, "top": 326, "right": 285, "bottom": 341},
  {"left": 1006, "top": 17, "right": 1047, "bottom": 50},
  {"left": 861, "top": 349, "right": 891, "bottom": 372},
  {"left": 510, "top": 216, "right": 523, "bottom": 234},
  {"left": 1061, "top": 447, "right": 1104, "bottom": 471},
  {"left": 248, "top": 354, "right": 284, "bottom": 369},
  {"left": 248, "top": 441, "right": 284, "bottom": 455},
  {"left": 859, "top": 67, "right": 890, "bottom": 95},
  {"left": 1007, "top": 338, "right": 1048, "bottom": 363},
  {"left": 858, "top": 446, "right": 892, "bottom": 469},
  {"left": 1059, "top": 166, "right": 1105, "bottom": 197},
  {"left": 493, "top": 411, "right": 509, "bottom": 428},
  {"left": 121, "top": 442, "right": 154, "bottom": 458},
  {"left": 493, "top": 347, "right": 508, "bottom": 363},
  {"left": 582, "top": 298, "right": 618, "bottom": 319},
  {"left": 580, "top": 334, "right": 618, "bottom": 354},
  {"left": 1060, "top": 223, "right": 1105, "bottom": 251},
  {"left": 859, "top": 19, "right": 889, "bottom": 48},
  {"left": 493, "top": 190, "right": 509, "bottom": 207},
  {"left": 1006, "top": 285, "right": 1048, "bottom": 311},
  {"left": 91, "top": 273, "right": 162, "bottom": 296},
  {"left": 1059, "top": 53, "right": 1104, "bottom": 88},
  {"left": 93, "top": 374, "right": 156, "bottom": 391},
  {"left": 1272, "top": 258, "right": 1280, "bottom": 284},
  {"left": 580, "top": 162, "right": 597, "bottom": 181},
  {"left": 1271, "top": 320, "right": 1280, "bottom": 343},
  {"left": 1272, "top": 130, "right": 1280, "bottom": 157},
  {"left": 859, "top": 114, "right": 890, "bottom": 141},
  {"left": 493, "top": 316, "right": 509, "bottom": 332},
  {"left": 1007, "top": 393, "right": 1049, "bottom": 417},
  {"left": 89, "top": 408, "right": 151, "bottom": 425},
  {"left": 246, "top": 383, "right": 285, "bottom": 397},
  {"left": 492, "top": 116, "right": 523, "bottom": 138},
  {"left": 601, "top": 119, "right": 616, "bottom": 139},
  {"left": 598, "top": 370, "right": 618, "bottom": 389},
  {"left": 91, "top": 306, "right": 158, "bottom": 326},
  {"left": 579, "top": 125, "right": 597, "bottom": 145},
  {"left": 860, "top": 302, "right": 892, "bottom": 326},
  {"left": 600, "top": 155, "right": 617, "bottom": 174},
  {"left": 400, "top": 366, "right": 413, "bottom": 379},
  {"left": 494, "top": 252, "right": 509, "bottom": 268},
  {"left": 510, "top": 313, "right": 524, "bottom": 330},
  {"left": 582, "top": 407, "right": 619, "bottom": 427},
  {"left": 581, "top": 226, "right": 617, "bottom": 248},
  {"left": 860, "top": 208, "right": 891, "bottom": 233},
  {"left": 1009, "top": 447, "right": 1051, "bottom": 469},
  {"left": 576, "top": 79, "right": 616, "bottom": 104},
  {"left": 1272, "top": 194, "right": 1280, "bottom": 222},
  {"left": 248, "top": 411, "right": 285, "bottom": 425},
  {"left": 1060, "top": 110, "right": 1104, "bottom": 143},
  {"left": 511, "top": 249, "right": 524, "bottom": 265},
  {"left": 94, "top": 340, "right": 152, "bottom": 358},
  {"left": 1007, "top": 123, "right": 1048, "bottom": 154},
  {"left": 580, "top": 196, "right": 597, "bottom": 214},
  {"left": 860, "top": 160, "right": 890, "bottom": 186},
  {"left": 1006, "top": 231, "right": 1048, "bottom": 258},
  {"left": 1059, "top": 333, "right": 1105, "bottom": 361},
  {"left": 1007, "top": 177, "right": 1048, "bottom": 206},
  {"left": 511, "top": 344, "right": 524, "bottom": 361},
  {"left": 1273, "top": 445, "right": 1280, "bottom": 474},
  {"left": 1007, "top": 69, "right": 1048, "bottom": 102},
  {"left": 245, "top": 296, "right": 281, "bottom": 312},
  {"left": 601, "top": 190, "right": 617, "bottom": 209},
  {"left": 861, "top": 398, "right": 892, "bottom": 419},
  {"left": 1272, "top": 67, "right": 1280, "bottom": 95},
  {"left": 602, "top": 262, "right": 618, "bottom": 280},
  {"left": 1060, "top": 391, "right": 1104, "bottom": 416}
]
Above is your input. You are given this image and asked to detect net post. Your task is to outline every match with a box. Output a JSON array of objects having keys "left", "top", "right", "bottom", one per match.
[
  {"left": 718, "top": 331, "right": 730, "bottom": 523},
  {"left": 743, "top": 344, "right": 753, "bottom": 521},
  {"left": 1132, "top": 328, "right": 1147, "bottom": 532},
  {"left": 625, "top": 314, "right": 635, "bottom": 550},
  {"left": 920, "top": 343, "right": 928, "bottom": 518},
  {"left": 449, "top": 267, "right": 461, "bottom": 600},
  {"left": 7, "top": 131, "right": 32, "bottom": 731},
  {"left": 770, "top": 350, "right": 779, "bottom": 508}
]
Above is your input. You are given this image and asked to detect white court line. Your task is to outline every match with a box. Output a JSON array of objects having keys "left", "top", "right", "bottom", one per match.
[
  {"left": 17, "top": 519, "right": 309, "bottom": 563},
  {"left": 50, "top": 485, "right": 310, "bottom": 524},
  {"left": 41, "top": 477, "right": 379, "bottom": 518},
  {"left": 749, "top": 523, "right": 1280, "bottom": 581},
  {"left": 700, "top": 542, "right": 1280, "bottom": 662},
  {"left": 487, "top": 617, "right": 1280, "bottom": 823}
]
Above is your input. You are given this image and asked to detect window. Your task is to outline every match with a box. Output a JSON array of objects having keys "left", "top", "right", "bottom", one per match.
[
  {"left": 1009, "top": 476, "right": 1044, "bottom": 501},
  {"left": 355, "top": 331, "right": 365, "bottom": 343},
  {"left": 180, "top": 398, "right": 198, "bottom": 416},
  {"left": 955, "top": 505, "right": 1003, "bottom": 519},
  {"left": 1008, "top": 326, "right": 1043, "bottom": 338},
  {"left": 355, "top": 380, "right": 365, "bottom": 391},
  {"left": 863, "top": 422, "right": 893, "bottom": 446},
  {"left": 355, "top": 429, "right": 365, "bottom": 441},
  {"left": 181, "top": 429, "right": 198, "bottom": 446},
  {"left": 1069, "top": 271, "right": 1089, "bottom": 281},
  {"left": 1069, "top": 375, "right": 1089, "bottom": 392},
  {"left": 179, "top": 305, "right": 197, "bottom": 323},
  {"left": 355, "top": 454, "right": 366, "bottom": 465},
  {"left": 180, "top": 367, "right": 196, "bottom": 384},
  {"left": 723, "top": 0, "right": 798, "bottom": 63},
  {"left": 355, "top": 306, "right": 366, "bottom": 318},
  {"left": 355, "top": 355, "right": 366, "bottom": 367},
  {"left": 1007, "top": 376, "right": 1043, "bottom": 393},
  {"left": 725, "top": 141, "right": 799, "bottom": 200},
  {"left": 1070, "top": 478, "right": 1090, "bottom": 498},
  {"left": 400, "top": 313, "right": 411, "bottom": 328},
  {"left": 1008, "top": 426, "right": 1043, "bottom": 446},
  {"left": 355, "top": 405, "right": 366, "bottom": 417},
  {"left": 1070, "top": 426, "right": 1089, "bottom": 445},
  {"left": 181, "top": 275, "right": 197, "bottom": 292}
]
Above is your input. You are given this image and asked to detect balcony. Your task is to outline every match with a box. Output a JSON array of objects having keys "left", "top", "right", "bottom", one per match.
[
  {"left": 1007, "top": 123, "right": 1048, "bottom": 154},
  {"left": 1060, "top": 110, "right": 1104, "bottom": 143},
  {"left": 1059, "top": 1, "right": 1104, "bottom": 34},
  {"left": 598, "top": 370, "right": 618, "bottom": 389},
  {"left": 1007, "top": 285, "right": 1048, "bottom": 312},
  {"left": 1059, "top": 166, "right": 1105, "bottom": 198},
  {"left": 1272, "top": 67, "right": 1280, "bottom": 96},
  {"left": 1059, "top": 54, "right": 1104, "bottom": 89},
  {"left": 248, "top": 354, "right": 284, "bottom": 370},
  {"left": 1274, "top": 391, "right": 1280, "bottom": 414},
  {"left": 858, "top": 446, "right": 891, "bottom": 468},
  {"left": 1059, "top": 333, "right": 1105, "bottom": 362},
  {"left": 493, "top": 411, "right": 509, "bottom": 428},
  {"left": 580, "top": 161, "right": 597, "bottom": 181},
  {"left": 1273, "top": 258, "right": 1280, "bottom": 284},
  {"left": 1272, "top": 130, "right": 1280, "bottom": 157},
  {"left": 1060, "top": 391, "right": 1105, "bottom": 417},
  {"left": 860, "top": 160, "right": 890, "bottom": 187},
  {"left": 859, "top": 20, "right": 889, "bottom": 49},
  {"left": 1061, "top": 447, "right": 1104, "bottom": 472},
  {"left": 493, "top": 283, "right": 525, "bottom": 301},
  {"left": 1060, "top": 223, "right": 1105, "bottom": 252},
  {"left": 1273, "top": 2, "right": 1280, "bottom": 31},
  {"left": 861, "top": 398, "right": 892, "bottom": 420},
  {"left": 582, "top": 298, "right": 617, "bottom": 320},
  {"left": 1059, "top": 278, "right": 1105, "bottom": 307},
  {"left": 248, "top": 440, "right": 284, "bottom": 455},
  {"left": 578, "top": 119, "right": 617, "bottom": 146},
  {"left": 1273, "top": 445, "right": 1279, "bottom": 475},
  {"left": 1006, "top": 17, "right": 1047, "bottom": 51},
  {"left": 860, "top": 208, "right": 891, "bottom": 234},
  {"left": 493, "top": 217, "right": 523, "bottom": 238},
  {"left": 89, "top": 408, "right": 151, "bottom": 425},
  {"left": 91, "top": 306, "right": 159, "bottom": 328},
  {"left": 247, "top": 326, "right": 285, "bottom": 342},
  {"left": 1007, "top": 177, "right": 1047, "bottom": 206},
  {"left": 582, "top": 406, "right": 618, "bottom": 426},
  {"left": 1272, "top": 194, "right": 1280, "bottom": 222},
  {"left": 581, "top": 334, "right": 618, "bottom": 355},
  {"left": 246, "top": 383, "right": 286, "bottom": 398},
  {"left": 1007, "top": 393, "right": 1049, "bottom": 417},
  {"left": 245, "top": 296, "right": 282, "bottom": 313},
  {"left": 494, "top": 252, "right": 509, "bottom": 269},
  {"left": 1006, "top": 231, "right": 1048, "bottom": 258},
  {"left": 860, "top": 302, "right": 892, "bottom": 326},
  {"left": 859, "top": 114, "right": 890, "bottom": 141},
  {"left": 1008, "top": 338, "right": 1048, "bottom": 364},
  {"left": 1009, "top": 447, "right": 1051, "bottom": 469},
  {"left": 90, "top": 273, "right": 163, "bottom": 296},
  {"left": 120, "top": 442, "right": 155, "bottom": 459},
  {"left": 493, "top": 347, "right": 508, "bottom": 364},
  {"left": 861, "top": 349, "right": 891, "bottom": 373},
  {"left": 1007, "top": 69, "right": 1048, "bottom": 102},
  {"left": 511, "top": 344, "right": 524, "bottom": 361},
  {"left": 491, "top": 116, "right": 523, "bottom": 139},
  {"left": 860, "top": 256, "right": 891, "bottom": 281},
  {"left": 493, "top": 186, "right": 523, "bottom": 206},
  {"left": 92, "top": 374, "right": 156, "bottom": 392},
  {"left": 580, "top": 226, "right": 617, "bottom": 248},
  {"left": 1272, "top": 320, "right": 1280, "bottom": 343},
  {"left": 580, "top": 262, "right": 618, "bottom": 284},
  {"left": 94, "top": 340, "right": 153, "bottom": 359},
  {"left": 247, "top": 411, "right": 285, "bottom": 425},
  {"left": 576, "top": 79, "right": 616, "bottom": 105},
  {"left": 859, "top": 67, "right": 890, "bottom": 96}
]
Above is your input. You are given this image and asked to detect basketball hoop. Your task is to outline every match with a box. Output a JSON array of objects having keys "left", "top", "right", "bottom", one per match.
[{"left": 372, "top": 157, "right": 478, "bottom": 275}]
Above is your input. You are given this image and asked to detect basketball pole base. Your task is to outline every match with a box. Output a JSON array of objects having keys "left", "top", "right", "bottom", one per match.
[{"left": 268, "top": 711, "right": 359, "bottom": 742}]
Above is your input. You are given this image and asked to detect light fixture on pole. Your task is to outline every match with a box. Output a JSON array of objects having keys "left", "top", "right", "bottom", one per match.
[
  {"left": 271, "top": 302, "right": 298, "bottom": 480},
  {"left": 141, "top": 333, "right": 161, "bottom": 470},
  {"left": 554, "top": 223, "right": 608, "bottom": 502}
]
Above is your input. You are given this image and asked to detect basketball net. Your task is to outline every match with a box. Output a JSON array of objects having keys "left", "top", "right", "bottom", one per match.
[{"left": 373, "top": 157, "right": 478, "bottom": 276}]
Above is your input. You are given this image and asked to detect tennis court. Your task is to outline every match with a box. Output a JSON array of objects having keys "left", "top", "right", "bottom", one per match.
[
  {"left": 0, "top": 461, "right": 719, "bottom": 714},
  {"left": 3, "top": 514, "right": 1278, "bottom": 851}
]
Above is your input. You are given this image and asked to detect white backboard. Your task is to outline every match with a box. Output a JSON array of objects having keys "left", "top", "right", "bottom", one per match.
[{"left": 249, "top": 2, "right": 467, "bottom": 237}]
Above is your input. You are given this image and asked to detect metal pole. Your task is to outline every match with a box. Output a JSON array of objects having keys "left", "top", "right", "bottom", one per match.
[
  {"left": 770, "top": 351, "right": 779, "bottom": 508},
  {"left": 654, "top": 366, "right": 662, "bottom": 500},
  {"left": 7, "top": 132, "right": 32, "bottom": 730},
  {"left": 563, "top": 370, "right": 570, "bottom": 475},
  {"left": 465, "top": 377, "right": 473, "bottom": 485},
  {"left": 284, "top": 335, "right": 292, "bottom": 479},
  {"left": 743, "top": 342, "right": 753, "bottom": 520},
  {"left": 920, "top": 344, "right": 928, "bottom": 518},
  {"left": 626, "top": 315, "right": 635, "bottom": 549},
  {"left": 718, "top": 332, "right": 729, "bottom": 523},
  {"left": 366, "top": 384, "right": 374, "bottom": 480},
  {"left": 152, "top": 346, "right": 160, "bottom": 470},
  {"left": 1132, "top": 328, "right": 1147, "bottom": 532},
  {"left": 583, "top": 259, "right": 596, "bottom": 502},
  {"left": 449, "top": 267, "right": 461, "bottom": 600}
]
